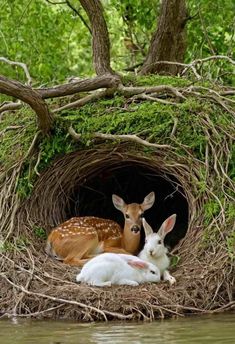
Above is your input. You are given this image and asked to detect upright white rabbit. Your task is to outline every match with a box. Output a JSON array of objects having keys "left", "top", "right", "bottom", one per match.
[
  {"left": 76, "top": 252, "right": 160, "bottom": 287},
  {"left": 138, "top": 214, "right": 177, "bottom": 285}
]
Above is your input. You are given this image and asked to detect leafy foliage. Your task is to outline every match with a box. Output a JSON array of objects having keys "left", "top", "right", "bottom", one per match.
[
  {"left": 1, "top": 0, "right": 92, "bottom": 82},
  {"left": 1, "top": 0, "right": 234, "bottom": 83}
]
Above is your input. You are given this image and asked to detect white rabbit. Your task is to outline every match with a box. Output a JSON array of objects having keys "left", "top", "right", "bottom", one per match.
[
  {"left": 138, "top": 214, "right": 177, "bottom": 285},
  {"left": 76, "top": 252, "right": 160, "bottom": 287}
]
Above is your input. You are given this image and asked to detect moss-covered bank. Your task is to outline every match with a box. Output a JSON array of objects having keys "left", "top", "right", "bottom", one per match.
[{"left": 0, "top": 75, "right": 234, "bottom": 320}]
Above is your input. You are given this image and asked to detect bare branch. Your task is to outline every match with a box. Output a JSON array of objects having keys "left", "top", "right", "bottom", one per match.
[
  {"left": 181, "top": 55, "right": 235, "bottom": 77},
  {"left": 53, "top": 88, "right": 113, "bottom": 113},
  {"left": 69, "top": 126, "right": 172, "bottom": 149},
  {"left": 198, "top": 8, "right": 216, "bottom": 55},
  {"left": 192, "top": 55, "right": 235, "bottom": 65},
  {"left": 37, "top": 74, "right": 120, "bottom": 99},
  {"left": 0, "top": 102, "right": 22, "bottom": 114},
  {"left": 65, "top": 0, "right": 92, "bottom": 34},
  {"left": 132, "top": 93, "right": 178, "bottom": 106},
  {"left": 118, "top": 84, "right": 186, "bottom": 100},
  {"left": 46, "top": 0, "right": 66, "bottom": 4},
  {"left": 0, "top": 126, "right": 23, "bottom": 137},
  {"left": 0, "top": 57, "right": 32, "bottom": 85},
  {"left": 46, "top": 0, "right": 92, "bottom": 34}
]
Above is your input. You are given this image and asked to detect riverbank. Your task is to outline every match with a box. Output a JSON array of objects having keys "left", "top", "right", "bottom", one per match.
[{"left": 0, "top": 75, "right": 234, "bottom": 320}]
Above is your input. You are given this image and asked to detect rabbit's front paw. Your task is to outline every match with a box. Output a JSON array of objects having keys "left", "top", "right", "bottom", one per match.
[
  {"left": 168, "top": 275, "right": 176, "bottom": 285},
  {"left": 163, "top": 270, "right": 176, "bottom": 285}
]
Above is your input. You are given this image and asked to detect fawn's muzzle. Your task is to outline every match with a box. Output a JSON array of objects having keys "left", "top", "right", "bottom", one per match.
[{"left": 131, "top": 225, "right": 140, "bottom": 233}]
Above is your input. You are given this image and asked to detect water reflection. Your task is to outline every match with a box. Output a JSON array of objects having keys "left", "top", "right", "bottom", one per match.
[{"left": 0, "top": 313, "right": 235, "bottom": 344}]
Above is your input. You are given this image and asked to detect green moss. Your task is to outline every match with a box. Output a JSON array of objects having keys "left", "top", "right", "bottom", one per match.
[
  {"left": 33, "top": 226, "right": 47, "bottom": 240},
  {"left": 226, "top": 231, "right": 235, "bottom": 260},
  {"left": 0, "top": 236, "right": 30, "bottom": 253},
  {"left": 121, "top": 74, "right": 191, "bottom": 87}
]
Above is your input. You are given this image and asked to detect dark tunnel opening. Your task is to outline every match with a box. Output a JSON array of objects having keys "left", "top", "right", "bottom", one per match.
[{"left": 68, "top": 163, "right": 189, "bottom": 249}]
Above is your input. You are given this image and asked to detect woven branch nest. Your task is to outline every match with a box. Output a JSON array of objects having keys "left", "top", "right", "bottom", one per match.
[{"left": 0, "top": 141, "right": 234, "bottom": 321}]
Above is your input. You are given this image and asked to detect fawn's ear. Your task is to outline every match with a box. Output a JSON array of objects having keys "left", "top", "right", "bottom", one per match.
[
  {"left": 112, "top": 194, "right": 126, "bottom": 211},
  {"left": 158, "top": 214, "right": 177, "bottom": 239},
  {"left": 142, "top": 218, "right": 153, "bottom": 237},
  {"left": 128, "top": 260, "right": 148, "bottom": 270},
  {"left": 141, "top": 192, "right": 155, "bottom": 211}
]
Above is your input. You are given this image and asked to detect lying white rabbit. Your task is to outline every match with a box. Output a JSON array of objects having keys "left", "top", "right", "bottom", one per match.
[
  {"left": 138, "top": 214, "right": 177, "bottom": 285},
  {"left": 76, "top": 252, "right": 160, "bottom": 287}
]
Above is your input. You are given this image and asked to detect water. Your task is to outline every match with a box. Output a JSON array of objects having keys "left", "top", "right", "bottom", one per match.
[{"left": 0, "top": 314, "right": 234, "bottom": 344}]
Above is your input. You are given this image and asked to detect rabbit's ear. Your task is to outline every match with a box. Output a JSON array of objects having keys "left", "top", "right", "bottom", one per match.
[
  {"left": 128, "top": 260, "right": 148, "bottom": 270},
  {"left": 142, "top": 218, "right": 153, "bottom": 236},
  {"left": 112, "top": 194, "right": 126, "bottom": 211},
  {"left": 158, "top": 214, "right": 177, "bottom": 239}
]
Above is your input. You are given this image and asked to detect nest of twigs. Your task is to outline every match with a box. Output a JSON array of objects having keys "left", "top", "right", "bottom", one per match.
[
  {"left": 1, "top": 66, "right": 235, "bottom": 321},
  {"left": 0, "top": 138, "right": 234, "bottom": 321}
]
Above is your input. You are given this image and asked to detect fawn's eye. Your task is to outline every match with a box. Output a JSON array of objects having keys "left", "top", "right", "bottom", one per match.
[
  {"left": 150, "top": 270, "right": 156, "bottom": 274},
  {"left": 125, "top": 214, "right": 130, "bottom": 219}
]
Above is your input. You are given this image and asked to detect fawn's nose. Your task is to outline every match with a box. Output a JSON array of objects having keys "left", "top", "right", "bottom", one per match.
[{"left": 131, "top": 225, "right": 140, "bottom": 233}]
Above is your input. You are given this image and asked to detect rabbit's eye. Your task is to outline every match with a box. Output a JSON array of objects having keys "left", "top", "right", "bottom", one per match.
[
  {"left": 150, "top": 270, "right": 156, "bottom": 274},
  {"left": 158, "top": 240, "right": 162, "bottom": 244},
  {"left": 125, "top": 214, "right": 130, "bottom": 219},
  {"left": 140, "top": 213, "right": 144, "bottom": 218}
]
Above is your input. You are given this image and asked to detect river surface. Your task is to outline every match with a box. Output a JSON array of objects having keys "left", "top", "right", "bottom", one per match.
[{"left": 0, "top": 313, "right": 234, "bottom": 344}]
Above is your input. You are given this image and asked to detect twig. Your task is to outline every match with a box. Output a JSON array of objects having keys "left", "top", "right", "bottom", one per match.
[
  {"left": 137, "top": 60, "right": 201, "bottom": 79},
  {"left": 170, "top": 117, "right": 178, "bottom": 137},
  {"left": 198, "top": 8, "right": 216, "bottom": 55},
  {"left": 68, "top": 126, "right": 172, "bottom": 149},
  {"left": 133, "top": 93, "right": 178, "bottom": 106},
  {"left": 46, "top": 0, "right": 66, "bottom": 4},
  {"left": 65, "top": 0, "right": 92, "bottom": 34},
  {"left": 2, "top": 304, "right": 64, "bottom": 318},
  {"left": 34, "top": 150, "right": 41, "bottom": 176},
  {"left": 0, "top": 102, "right": 22, "bottom": 114},
  {"left": 0, "top": 57, "right": 32, "bottom": 86},
  {"left": 12, "top": 248, "right": 35, "bottom": 316},
  {"left": 1, "top": 274, "right": 133, "bottom": 321},
  {"left": 0, "top": 126, "right": 23, "bottom": 137},
  {"left": 53, "top": 89, "right": 112, "bottom": 113},
  {"left": 118, "top": 84, "right": 186, "bottom": 100},
  {"left": 182, "top": 55, "right": 235, "bottom": 78}
]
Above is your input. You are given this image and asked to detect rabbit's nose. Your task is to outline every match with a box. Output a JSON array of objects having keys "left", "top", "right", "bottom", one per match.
[{"left": 149, "top": 249, "right": 154, "bottom": 256}]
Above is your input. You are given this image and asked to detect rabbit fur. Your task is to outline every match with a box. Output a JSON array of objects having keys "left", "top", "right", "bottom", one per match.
[
  {"left": 76, "top": 252, "right": 160, "bottom": 287},
  {"left": 138, "top": 214, "right": 177, "bottom": 285}
]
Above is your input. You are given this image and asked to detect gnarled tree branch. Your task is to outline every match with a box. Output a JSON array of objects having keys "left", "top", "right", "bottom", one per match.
[
  {"left": 0, "top": 76, "right": 53, "bottom": 134},
  {"left": 37, "top": 74, "right": 120, "bottom": 99}
]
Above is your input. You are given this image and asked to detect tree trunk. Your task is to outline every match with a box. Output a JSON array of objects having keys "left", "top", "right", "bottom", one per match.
[
  {"left": 79, "top": 0, "right": 114, "bottom": 75},
  {"left": 139, "top": 0, "right": 188, "bottom": 75}
]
